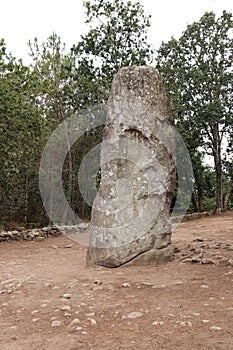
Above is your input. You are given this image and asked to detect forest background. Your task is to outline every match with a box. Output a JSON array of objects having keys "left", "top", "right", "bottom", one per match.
[{"left": 0, "top": 0, "right": 232, "bottom": 227}]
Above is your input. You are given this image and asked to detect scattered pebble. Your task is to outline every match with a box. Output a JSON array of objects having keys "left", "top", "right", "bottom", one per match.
[
  {"left": 224, "top": 271, "right": 233, "bottom": 276},
  {"left": 152, "top": 284, "right": 165, "bottom": 289},
  {"left": 175, "top": 321, "right": 192, "bottom": 327},
  {"left": 181, "top": 258, "right": 193, "bottom": 263},
  {"left": 141, "top": 282, "right": 153, "bottom": 287},
  {"left": 52, "top": 286, "right": 60, "bottom": 290},
  {"left": 152, "top": 321, "right": 164, "bottom": 326},
  {"left": 173, "top": 281, "right": 184, "bottom": 285},
  {"left": 126, "top": 312, "right": 144, "bottom": 319},
  {"left": 201, "top": 258, "right": 215, "bottom": 265},
  {"left": 51, "top": 320, "right": 62, "bottom": 327},
  {"left": 210, "top": 326, "right": 222, "bottom": 331},
  {"left": 88, "top": 318, "right": 97, "bottom": 325},
  {"left": 62, "top": 294, "right": 71, "bottom": 299},
  {"left": 59, "top": 305, "right": 71, "bottom": 311},
  {"left": 41, "top": 303, "right": 48, "bottom": 308},
  {"left": 68, "top": 318, "right": 81, "bottom": 327},
  {"left": 122, "top": 283, "right": 131, "bottom": 288},
  {"left": 227, "top": 259, "right": 233, "bottom": 266},
  {"left": 94, "top": 280, "right": 102, "bottom": 285}
]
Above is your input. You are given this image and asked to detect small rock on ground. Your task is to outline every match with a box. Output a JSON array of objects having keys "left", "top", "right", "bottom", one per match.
[{"left": 125, "top": 312, "right": 144, "bottom": 319}]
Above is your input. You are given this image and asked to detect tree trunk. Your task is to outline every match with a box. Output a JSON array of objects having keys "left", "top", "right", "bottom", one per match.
[
  {"left": 223, "top": 173, "right": 233, "bottom": 211},
  {"left": 197, "top": 191, "right": 204, "bottom": 212},
  {"left": 192, "top": 157, "right": 204, "bottom": 212},
  {"left": 215, "top": 159, "right": 222, "bottom": 213},
  {"left": 191, "top": 193, "right": 198, "bottom": 212},
  {"left": 24, "top": 172, "right": 29, "bottom": 225},
  {"left": 57, "top": 91, "right": 73, "bottom": 223},
  {"left": 212, "top": 124, "right": 223, "bottom": 213}
]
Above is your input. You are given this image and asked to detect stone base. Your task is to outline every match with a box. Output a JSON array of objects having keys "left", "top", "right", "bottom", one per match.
[
  {"left": 86, "top": 244, "right": 173, "bottom": 268},
  {"left": 124, "top": 245, "right": 174, "bottom": 266}
]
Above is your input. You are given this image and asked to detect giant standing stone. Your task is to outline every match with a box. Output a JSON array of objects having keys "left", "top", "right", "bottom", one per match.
[{"left": 86, "top": 66, "right": 176, "bottom": 267}]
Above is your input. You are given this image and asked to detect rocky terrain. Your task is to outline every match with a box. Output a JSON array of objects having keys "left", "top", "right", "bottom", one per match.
[{"left": 0, "top": 211, "right": 233, "bottom": 349}]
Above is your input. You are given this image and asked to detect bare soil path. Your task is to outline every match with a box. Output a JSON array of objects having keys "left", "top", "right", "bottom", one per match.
[{"left": 0, "top": 212, "right": 233, "bottom": 349}]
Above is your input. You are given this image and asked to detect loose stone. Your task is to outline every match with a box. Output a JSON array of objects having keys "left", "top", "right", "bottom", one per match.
[
  {"left": 51, "top": 320, "right": 62, "bottom": 327},
  {"left": 210, "top": 326, "right": 222, "bottom": 331},
  {"left": 62, "top": 293, "right": 71, "bottom": 299},
  {"left": 68, "top": 319, "right": 81, "bottom": 327},
  {"left": 122, "top": 283, "right": 131, "bottom": 288},
  {"left": 126, "top": 312, "right": 144, "bottom": 319},
  {"left": 59, "top": 305, "right": 71, "bottom": 311}
]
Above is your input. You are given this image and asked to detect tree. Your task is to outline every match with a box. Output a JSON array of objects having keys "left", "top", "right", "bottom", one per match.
[
  {"left": 223, "top": 157, "right": 233, "bottom": 210},
  {"left": 222, "top": 134, "right": 233, "bottom": 210},
  {"left": 156, "top": 11, "right": 233, "bottom": 212},
  {"left": 0, "top": 39, "right": 44, "bottom": 224},
  {"left": 224, "top": 172, "right": 233, "bottom": 210},
  {"left": 28, "top": 33, "right": 104, "bottom": 221},
  {"left": 28, "top": 33, "right": 76, "bottom": 122},
  {"left": 65, "top": 0, "right": 155, "bottom": 218},
  {"left": 29, "top": 33, "right": 78, "bottom": 221},
  {"left": 72, "top": 0, "right": 154, "bottom": 108}
]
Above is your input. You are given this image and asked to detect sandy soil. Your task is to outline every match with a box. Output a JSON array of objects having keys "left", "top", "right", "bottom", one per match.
[{"left": 0, "top": 212, "right": 233, "bottom": 350}]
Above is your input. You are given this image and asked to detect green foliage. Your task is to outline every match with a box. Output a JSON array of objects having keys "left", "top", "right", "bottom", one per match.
[
  {"left": 0, "top": 1, "right": 152, "bottom": 225},
  {"left": 2, "top": 5, "right": 232, "bottom": 228},
  {"left": 29, "top": 34, "right": 79, "bottom": 221},
  {"left": 28, "top": 34, "right": 107, "bottom": 221},
  {"left": 72, "top": 0, "right": 154, "bottom": 109},
  {"left": 156, "top": 11, "right": 233, "bottom": 210},
  {"left": 66, "top": 0, "right": 155, "bottom": 217},
  {"left": 0, "top": 39, "right": 45, "bottom": 223},
  {"left": 28, "top": 33, "right": 77, "bottom": 122}
]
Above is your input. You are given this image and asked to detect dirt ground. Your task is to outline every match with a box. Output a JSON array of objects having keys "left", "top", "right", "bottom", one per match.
[{"left": 0, "top": 212, "right": 233, "bottom": 350}]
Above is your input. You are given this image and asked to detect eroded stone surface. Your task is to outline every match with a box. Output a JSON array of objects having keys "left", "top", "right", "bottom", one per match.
[{"left": 87, "top": 66, "right": 176, "bottom": 267}]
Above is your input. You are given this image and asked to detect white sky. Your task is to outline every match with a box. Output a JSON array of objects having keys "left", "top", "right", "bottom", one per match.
[{"left": 0, "top": 0, "right": 232, "bottom": 64}]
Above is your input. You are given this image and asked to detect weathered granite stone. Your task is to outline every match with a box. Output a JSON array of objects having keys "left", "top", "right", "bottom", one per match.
[{"left": 87, "top": 66, "right": 176, "bottom": 267}]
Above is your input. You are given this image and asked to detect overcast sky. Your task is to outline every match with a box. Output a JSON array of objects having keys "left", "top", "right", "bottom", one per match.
[{"left": 0, "top": 0, "right": 232, "bottom": 64}]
